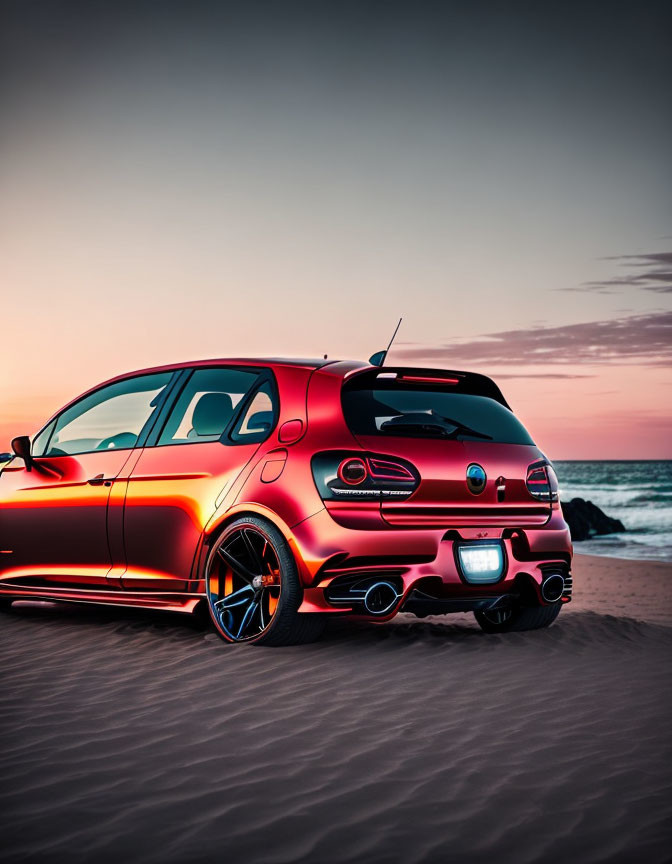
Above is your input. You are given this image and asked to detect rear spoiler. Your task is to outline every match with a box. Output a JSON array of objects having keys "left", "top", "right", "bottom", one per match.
[{"left": 343, "top": 367, "right": 511, "bottom": 410}]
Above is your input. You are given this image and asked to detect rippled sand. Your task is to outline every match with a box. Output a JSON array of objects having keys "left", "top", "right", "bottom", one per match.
[{"left": 1, "top": 554, "right": 671, "bottom": 863}]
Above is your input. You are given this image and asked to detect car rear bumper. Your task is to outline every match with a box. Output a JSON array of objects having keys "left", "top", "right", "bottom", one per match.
[{"left": 292, "top": 506, "right": 572, "bottom": 615}]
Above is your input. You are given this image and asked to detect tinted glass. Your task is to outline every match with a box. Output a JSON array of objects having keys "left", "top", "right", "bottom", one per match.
[
  {"left": 46, "top": 373, "right": 172, "bottom": 456},
  {"left": 342, "top": 386, "right": 534, "bottom": 445},
  {"left": 157, "top": 367, "right": 264, "bottom": 445},
  {"left": 230, "top": 380, "right": 276, "bottom": 442}
]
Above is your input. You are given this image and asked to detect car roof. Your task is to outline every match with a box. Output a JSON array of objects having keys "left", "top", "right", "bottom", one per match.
[
  {"left": 135, "top": 356, "right": 335, "bottom": 373},
  {"left": 37, "top": 358, "right": 350, "bottom": 426},
  {"left": 52, "top": 358, "right": 362, "bottom": 412},
  {"left": 48, "top": 358, "right": 509, "bottom": 426},
  {"left": 94, "top": 357, "right": 355, "bottom": 384}
]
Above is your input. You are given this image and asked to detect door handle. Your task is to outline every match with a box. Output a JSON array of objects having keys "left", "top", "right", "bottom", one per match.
[{"left": 88, "top": 474, "right": 113, "bottom": 486}]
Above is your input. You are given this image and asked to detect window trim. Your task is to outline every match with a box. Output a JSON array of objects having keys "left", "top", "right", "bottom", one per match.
[
  {"left": 229, "top": 374, "right": 279, "bottom": 444},
  {"left": 36, "top": 370, "right": 180, "bottom": 459},
  {"left": 146, "top": 365, "right": 279, "bottom": 448},
  {"left": 31, "top": 418, "right": 57, "bottom": 458},
  {"left": 135, "top": 369, "right": 190, "bottom": 448}
]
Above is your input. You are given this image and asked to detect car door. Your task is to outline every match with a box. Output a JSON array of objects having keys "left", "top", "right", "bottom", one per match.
[
  {"left": 120, "top": 366, "right": 277, "bottom": 592},
  {"left": 0, "top": 371, "right": 174, "bottom": 590}
]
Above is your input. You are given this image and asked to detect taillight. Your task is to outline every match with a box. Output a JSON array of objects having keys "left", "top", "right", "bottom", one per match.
[
  {"left": 367, "top": 458, "right": 416, "bottom": 482},
  {"left": 526, "top": 460, "right": 559, "bottom": 502},
  {"left": 338, "top": 458, "right": 368, "bottom": 485},
  {"left": 312, "top": 452, "right": 419, "bottom": 501}
]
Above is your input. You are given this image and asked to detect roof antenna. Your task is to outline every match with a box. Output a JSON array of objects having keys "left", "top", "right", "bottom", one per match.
[{"left": 369, "top": 317, "right": 402, "bottom": 367}]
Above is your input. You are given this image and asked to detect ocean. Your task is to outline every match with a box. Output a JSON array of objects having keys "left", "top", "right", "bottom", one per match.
[{"left": 555, "top": 461, "right": 672, "bottom": 563}]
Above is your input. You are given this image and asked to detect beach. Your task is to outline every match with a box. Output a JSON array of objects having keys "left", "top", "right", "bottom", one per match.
[{"left": 1, "top": 553, "right": 671, "bottom": 864}]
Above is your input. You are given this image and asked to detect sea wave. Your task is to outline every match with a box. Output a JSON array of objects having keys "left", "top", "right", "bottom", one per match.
[{"left": 556, "top": 461, "right": 672, "bottom": 562}]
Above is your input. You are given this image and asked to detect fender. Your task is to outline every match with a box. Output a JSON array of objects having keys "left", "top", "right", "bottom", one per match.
[{"left": 192, "top": 502, "right": 320, "bottom": 589}]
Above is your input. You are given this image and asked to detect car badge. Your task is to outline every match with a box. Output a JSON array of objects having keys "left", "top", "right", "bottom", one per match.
[{"left": 466, "top": 463, "right": 487, "bottom": 495}]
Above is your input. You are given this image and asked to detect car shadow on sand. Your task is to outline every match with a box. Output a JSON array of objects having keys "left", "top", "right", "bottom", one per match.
[{"left": 4, "top": 599, "right": 667, "bottom": 655}]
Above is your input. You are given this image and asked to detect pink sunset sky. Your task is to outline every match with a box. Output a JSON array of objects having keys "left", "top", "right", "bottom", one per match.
[{"left": 1, "top": 3, "right": 670, "bottom": 459}]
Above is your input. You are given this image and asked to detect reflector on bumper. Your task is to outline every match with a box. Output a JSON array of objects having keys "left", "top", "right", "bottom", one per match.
[{"left": 457, "top": 543, "right": 504, "bottom": 584}]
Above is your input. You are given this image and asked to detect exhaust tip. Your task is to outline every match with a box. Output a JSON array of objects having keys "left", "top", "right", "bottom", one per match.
[
  {"left": 363, "top": 581, "right": 399, "bottom": 615},
  {"left": 541, "top": 573, "right": 565, "bottom": 603}
]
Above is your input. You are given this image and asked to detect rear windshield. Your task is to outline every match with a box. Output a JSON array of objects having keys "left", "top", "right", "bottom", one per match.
[{"left": 342, "top": 384, "right": 534, "bottom": 445}]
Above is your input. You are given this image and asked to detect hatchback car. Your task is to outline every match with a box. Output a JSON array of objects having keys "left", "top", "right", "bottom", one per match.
[{"left": 0, "top": 357, "right": 572, "bottom": 644}]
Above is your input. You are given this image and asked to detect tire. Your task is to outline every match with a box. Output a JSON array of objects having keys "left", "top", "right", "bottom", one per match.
[
  {"left": 205, "top": 516, "right": 326, "bottom": 646},
  {"left": 474, "top": 601, "right": 562, "bottom": 633}
]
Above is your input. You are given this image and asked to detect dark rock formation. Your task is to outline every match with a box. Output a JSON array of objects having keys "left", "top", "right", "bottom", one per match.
[{"left": 561, "top": 498, "right": 626, "bottom": 542}]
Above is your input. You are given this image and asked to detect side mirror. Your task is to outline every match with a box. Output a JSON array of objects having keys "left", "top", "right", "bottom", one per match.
[{"left": 11, "top": 435, "right": 33, "bottom": 472}]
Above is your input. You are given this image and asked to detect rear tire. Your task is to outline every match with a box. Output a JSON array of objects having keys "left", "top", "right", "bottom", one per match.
[
  {"left": 205, "top": 516, "right": 326, "bottom": 646},
  {"left": 474, "top": 601, "right": 562, "bottom": 633}
]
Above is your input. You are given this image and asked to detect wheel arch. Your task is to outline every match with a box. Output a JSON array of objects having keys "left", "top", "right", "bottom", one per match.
[{"left": 193, "top": 503, "right": 311, "bottom": 589}]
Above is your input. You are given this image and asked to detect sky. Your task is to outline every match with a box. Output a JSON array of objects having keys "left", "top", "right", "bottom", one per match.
[{"left": 1, "top": 0, "right": 670, "bottom": 459}]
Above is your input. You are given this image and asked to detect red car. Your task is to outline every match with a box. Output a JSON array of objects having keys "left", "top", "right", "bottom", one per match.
[{"left": 0, "top": 357, "right": 572, "bottom": 645}]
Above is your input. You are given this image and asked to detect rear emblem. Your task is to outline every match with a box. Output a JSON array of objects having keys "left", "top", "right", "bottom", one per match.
[{"left": 466, "top": 463, "right": 487, "bottom": 495}]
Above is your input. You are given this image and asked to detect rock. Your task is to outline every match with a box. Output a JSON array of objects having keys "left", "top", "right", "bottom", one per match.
[{"left": 561, "top": 498, "right": 626, "bottom": 542}]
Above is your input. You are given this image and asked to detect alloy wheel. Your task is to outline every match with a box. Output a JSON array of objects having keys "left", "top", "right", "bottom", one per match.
[{"left": 206, "top": 524, "right": 282, "bottom": 642}]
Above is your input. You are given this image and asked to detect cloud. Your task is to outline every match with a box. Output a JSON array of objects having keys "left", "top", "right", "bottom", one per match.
[
  {"left": 394, "top": 311, "right": 672, "bottom": 367},
  {"left": 560, "top": 251, "right": 672, "bottom": 294}
]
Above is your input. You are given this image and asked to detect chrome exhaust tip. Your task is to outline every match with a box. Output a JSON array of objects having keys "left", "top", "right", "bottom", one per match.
[
  {"left": 541, "top": 573, "right": 565, "bottom": 603},
  {"left": 363, "top": 581, "right": 399, "bottom": 615}
]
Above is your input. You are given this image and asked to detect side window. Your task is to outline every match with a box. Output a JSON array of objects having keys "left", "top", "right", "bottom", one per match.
[
  {"left": 46, "top": 373, "right": 172, "bottom": 456},
  {"left": 157, "top": 367, "right": 265, "bottom": 446},
  {"left": 32, "top": 419, "right": 56, "bottom": 457},
  {"left": 230, "top": 380, "right": 276, "bottom": 442}
]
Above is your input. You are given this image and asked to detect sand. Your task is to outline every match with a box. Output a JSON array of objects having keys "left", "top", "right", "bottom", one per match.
[{"left": 1, "top": 553, "right": 671, "bottom": 863}]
